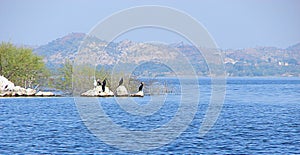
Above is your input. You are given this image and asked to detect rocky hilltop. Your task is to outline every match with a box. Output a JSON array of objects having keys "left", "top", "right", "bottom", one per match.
[{"left": 34, "top": 33, "right": 300, "bottom": 77}]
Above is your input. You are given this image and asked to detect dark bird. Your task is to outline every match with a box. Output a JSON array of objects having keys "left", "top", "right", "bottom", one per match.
[
  {"left": 138, "top": 82, "right": 144, "bottom": 91},
  {"left": 102, "top": 79, "right": 106, "bottom": 92},
  {"left": 118, "top": 78, "right": 123, "bottom": 86},
  {"left": 97, "top": 79, "right": 102, "bottom": 86}
]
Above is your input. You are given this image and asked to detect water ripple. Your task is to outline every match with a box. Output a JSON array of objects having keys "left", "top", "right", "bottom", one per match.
[{"left": 0, "top": 79, "right": 300, "bottom": 154}]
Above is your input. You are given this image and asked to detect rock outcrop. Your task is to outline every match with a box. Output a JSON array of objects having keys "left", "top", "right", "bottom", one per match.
[
  {"left": 0, "top": 76, "right": 15, "bottom": 91},
  {"left": 81, "top": 84, "right": 145, "bottom": 97},
  {"left": 116, "top": 85, "right": 129, "bottom": 97},
  {"left": 0, "top": 75, "right": 54, "bottom": 97},
  {"left": 81, "top": 86, "right": 114, "bottom": 97},
  {"left": 35, "top": 91, "right": 55, "bottom": 97},
  {"left": 130, "top": 91, "right": 144, "bottom": 97}
]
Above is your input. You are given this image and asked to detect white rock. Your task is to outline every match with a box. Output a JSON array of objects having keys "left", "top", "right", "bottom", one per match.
[
  {"left": 42, "top": 92, "right": 55, "bottom": 96},
  {"left": 13, "top": 86, "right": 22, "bottom": 92},
  {"left": 26, "top": 88, "right": 36, "bottom": 96},
  {"left": 81, "top": 89, "right": 99, "bottom": 97},
  {"left": 99, "top": 87, "right": 114, "bottom": 97},
  {"left": 104, "top": 86, "right": 111, "bottom": 93},
  {"left": 116, "top": 85, "right": 129, "bottom": 96},
  {"left": 99, "top": 92, "right": 113, "bottom": 97},
  {"left": 130, "top": 91, "right": 144, "bottom": 97},
  {"left": 0, "top": 76, "right": 15, "bottom": 91},
  {"left": 35, "top": 91, "right": 55, "bottom": 96},
  {"left": 0, "top": 91, "right": 11, "bottom": 97},
  {"left": 95, "top": 86, "right": 102, "bottom": 92},
  {"left": 81, "top": 86, "right": 114, "bottom": 97},
  {"left": 0, "top": 75, "right": 56, "bottom": 97}
]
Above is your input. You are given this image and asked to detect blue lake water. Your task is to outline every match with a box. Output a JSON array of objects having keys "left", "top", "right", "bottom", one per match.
[{"left": 0, "top": 78, "right": 300, "bottom": 154}]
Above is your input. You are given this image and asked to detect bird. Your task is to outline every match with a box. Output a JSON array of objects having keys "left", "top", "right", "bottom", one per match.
[
  {"left": 138, "top": 82, "right": 144, "bottom": 92},
  {"left": 97, "top": 79, "right": 102, "bottom": 86},
  {"left": 102, "top": 78, "right": 106, "bottom": 92},
  {"left": 93, "top": 79, "right": 97, "bottom": 88},
  {"left": 118, "top": 78, "right": 123, "bottom": 86}
]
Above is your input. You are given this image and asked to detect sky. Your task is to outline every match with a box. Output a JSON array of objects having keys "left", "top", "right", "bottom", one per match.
[{"left": 0, "top": 0, "right": 300, "bottom": 49}]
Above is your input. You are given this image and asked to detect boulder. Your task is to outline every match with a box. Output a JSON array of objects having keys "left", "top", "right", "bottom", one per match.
[
  {"left": 0, "top": 76, "right": 15, "bottom": 91},
  {"left": 14, "top": 86, "right": 26, "bottom": 96},
  {"left": 26, "top": 88, "right": 36, "bottom": 96},
  {"left": 99, "top": 91, "right": 114, "bottom": 97},
  {"left": 116, "top": 85, "right": 129, "bottom": 97},
  {"left": 81, "top": 89, "right": 99, "bottom": 97},
  {"left": 100, "top": 86, "right": 114, "bottom": 97},
  {"left": 0, "top": 91, "right": 12, "bottom": 97},
  {"left": 35, "top": 91, "right": 55, "bottom": 96},
  {"left": 130, "top": 91, "right": 144, "bottom": 97},
  {"left": 81, "top": 86, "right": 114, "bottom": 97}
]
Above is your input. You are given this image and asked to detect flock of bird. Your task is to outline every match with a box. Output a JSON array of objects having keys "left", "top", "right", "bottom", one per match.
[{"left": 94, "top": 78, "right": 144, "bottom": 93}]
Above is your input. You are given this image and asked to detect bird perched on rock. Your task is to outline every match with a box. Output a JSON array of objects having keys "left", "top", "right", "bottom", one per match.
[
  {"left": 138, "top": 82, "right": 144, "bottom": 92},
  {"left": 97, "top": 79, "right": 102, "bottom": 86},
  {"left": 130, "top": 82, "right": 145, "bottom": 97},
  {"left": 118, "top": 78, "right": 123, "bottom": 86},
  {"left": 102, "top": 79, "right": 106, "bottom": 92}
]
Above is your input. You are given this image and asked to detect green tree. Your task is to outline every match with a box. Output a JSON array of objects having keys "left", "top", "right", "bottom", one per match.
[
  {"left": 57, "top": 61, "right": 110, "bottom": 94},
  {"left": 57, "top": 59, "right": 73, "bottom": 93},
  {"left": 57, "top": 60, "right": 142, "bottom": 95},
  {"left": 0, "top": 42, "right": 48, "bottom": 87}
]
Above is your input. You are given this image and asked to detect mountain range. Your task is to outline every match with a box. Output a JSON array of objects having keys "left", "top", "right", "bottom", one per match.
[{"left": 34, "top": 33, "right": 300, "bottom": 77}]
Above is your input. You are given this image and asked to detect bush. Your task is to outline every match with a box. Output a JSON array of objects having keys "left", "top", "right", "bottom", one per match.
[{"left": 0, "top": 42, "right": 48, "bottom": 87}]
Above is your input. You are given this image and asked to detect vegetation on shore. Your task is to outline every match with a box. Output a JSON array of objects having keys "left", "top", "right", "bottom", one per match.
[
  {"left": 2, "top": 35, "right": 300, "bottom": 95},
  {"left": 0, "top": 42, "right": 49, "bottom": 88},
  {"left": 0, "top": 42, "right": 141, "bottom": 95},
  {"left": 46, "top": 58, "right": 140, "bottom": 95}
]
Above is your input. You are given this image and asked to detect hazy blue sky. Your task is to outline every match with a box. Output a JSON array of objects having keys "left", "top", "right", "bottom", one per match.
[{"left": 1, "top": 0, "right": 299, "bottom": 49}]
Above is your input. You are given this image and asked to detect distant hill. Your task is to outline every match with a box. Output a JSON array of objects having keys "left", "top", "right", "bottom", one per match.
[
  {"left": 287, "top": 42, "right": 300, "bottom": 51},
  {"left": 34, "top": 33, "right": 85, "bottom": 68},
  {"left": 33, "top": 33, "right": 300, "bottom": 77}
]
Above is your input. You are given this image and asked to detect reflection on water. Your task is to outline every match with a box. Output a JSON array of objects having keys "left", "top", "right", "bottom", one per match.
[{"left": 0, "top": 78, "right": 299, "bottom": 154}]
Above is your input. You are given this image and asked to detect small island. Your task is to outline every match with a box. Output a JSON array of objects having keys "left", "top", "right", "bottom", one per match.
[
  {"left": 0, "top": 43, "right": 57, "bottom": 97},
  {"left": 0, "top": 75, "right": 55, "bottom": 97},
  {"left": 80, "top": 78, "right": 144, "bottom": 97}
]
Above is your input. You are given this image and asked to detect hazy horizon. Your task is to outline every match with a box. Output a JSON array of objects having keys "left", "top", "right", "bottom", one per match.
[{"left": 27, "top": 31, "right": 300, "bottom": 50}]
